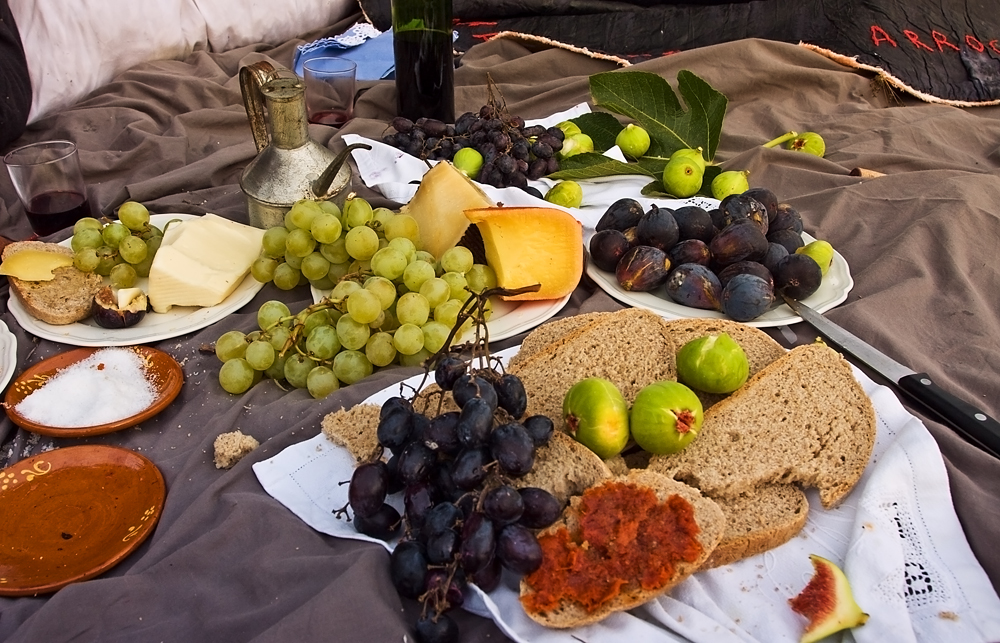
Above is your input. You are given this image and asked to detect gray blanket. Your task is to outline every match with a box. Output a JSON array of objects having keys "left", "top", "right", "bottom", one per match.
[{"left": 1, "top": 14, "right": 999, "bottom": 642}]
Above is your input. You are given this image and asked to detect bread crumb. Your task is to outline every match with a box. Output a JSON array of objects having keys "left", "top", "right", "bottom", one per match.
[{"left": 213, "top": 430, "right": 259, "bottom": 469}]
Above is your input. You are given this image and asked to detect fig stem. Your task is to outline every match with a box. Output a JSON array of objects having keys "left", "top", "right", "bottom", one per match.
[{"left": 763, "top": 131, "right": 798, "bottom": 148}]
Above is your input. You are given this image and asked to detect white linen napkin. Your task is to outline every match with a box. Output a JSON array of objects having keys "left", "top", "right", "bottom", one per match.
[{"left": 254, "top": 345, "right": 1000, "bottom": 643}]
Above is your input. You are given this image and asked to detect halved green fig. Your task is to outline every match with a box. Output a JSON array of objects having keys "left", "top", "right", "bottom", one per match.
[{"left": 789, "top": 554, "right": 869, "bottom": 643}]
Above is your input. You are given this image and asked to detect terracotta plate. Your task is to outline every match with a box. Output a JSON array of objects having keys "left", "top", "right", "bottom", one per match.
[
  {"left": 3, "top": 346, "right": 184, "bottom": 437},
  {"left": 0, "top": 445, "right": 166, "bottom": 596}
]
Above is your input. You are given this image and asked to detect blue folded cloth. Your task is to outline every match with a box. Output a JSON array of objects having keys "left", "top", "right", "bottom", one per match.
[{"left": 294, "top": 23, "right": 396, "bottom": 82}]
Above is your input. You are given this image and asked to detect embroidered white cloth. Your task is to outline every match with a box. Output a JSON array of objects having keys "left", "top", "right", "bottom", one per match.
[{"left": 254, "top": 345, "right": 1000, "bottom": 643}]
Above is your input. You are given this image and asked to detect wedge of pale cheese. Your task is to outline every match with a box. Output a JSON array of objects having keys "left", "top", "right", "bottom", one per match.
[{"left": 148, "top": 214, "right": 265, "bottom": 313}]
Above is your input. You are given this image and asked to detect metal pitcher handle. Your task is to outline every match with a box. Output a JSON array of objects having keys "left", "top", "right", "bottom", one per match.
[{"left": 239, "top": 61, "right": 281, "bottom": 153}]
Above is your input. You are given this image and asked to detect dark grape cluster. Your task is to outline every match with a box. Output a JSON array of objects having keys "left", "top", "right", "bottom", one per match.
[
  {"left": 382, "top": 103, "right": 565, "bottom": 189},
  {"left": 344, "top": 354, "right": 561, "bottom": 643}
]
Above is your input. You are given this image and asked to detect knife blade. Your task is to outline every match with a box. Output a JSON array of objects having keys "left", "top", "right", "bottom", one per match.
[{"left": 781, "top": 294, "right": 1000, "bottom": 458}]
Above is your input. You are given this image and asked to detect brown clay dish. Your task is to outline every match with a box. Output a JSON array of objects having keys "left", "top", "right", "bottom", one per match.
[
  {"left": 3, "top": 346, "right": 184, "bottom": 438},
  {"left": 0, "top": 444, "right": 166, "bottom": 596}
]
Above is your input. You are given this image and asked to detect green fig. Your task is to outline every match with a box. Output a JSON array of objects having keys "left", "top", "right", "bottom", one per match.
[
  {"left": 670, "top": 147, "right": 707, "bottom": 173},
  {"left": 555, "top": 120, "right": 582, "bottom": 137},
  {"left": 615, "top": 124, "right": 651, "bottom": 159},
  {"left": 711, "top": 170, "right": 750, "bottom": 201},
  {"left": 629, "top": 380, "right": 703, "bottom": 454},
  {"left": 452, "top": 147, "right": 484, "bottom": 178},
  {"left": 563, "top": 378, "right": 630, "bottom": 459},
  {"left": 544, "top": 180, "right": 584, "bottom": 208},
  {"left": 789, "top": 555, "right": 869, "bottom": 643},
  {"left": 662, "top": 156, "right": 704, "bottom": 198},
  {"left": 676, "top": 333, "right": 750, "bottom": 394},
  {"left": 787, "top": 132, "right": 826, "bottom": 157},
  {"left": 796, "top": 239, "right": 835, "bottom": 276}
]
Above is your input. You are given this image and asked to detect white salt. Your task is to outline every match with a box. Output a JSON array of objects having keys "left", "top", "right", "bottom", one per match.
[{"left": 15, "top": 348, "right": 157, "bottom": 428}]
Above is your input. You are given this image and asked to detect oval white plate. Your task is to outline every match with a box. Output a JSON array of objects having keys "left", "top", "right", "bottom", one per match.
[
  {"left": 7, "top": 214, "right": 266, "bottom": 347},
  {"left": 585, "top": 230, "right": 854, "bottom": 328},
  {"left": 0, "top": 319, "right": 17, "bottom": 391}
]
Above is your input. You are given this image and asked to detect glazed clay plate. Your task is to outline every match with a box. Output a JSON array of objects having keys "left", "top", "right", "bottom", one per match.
[
  {"left": 0, "top": 445, "right": 165, "bottom": 596},
  {"left": 0, "top": 319, "right": 16, "bottom": 392},
  {"left": 3, "top": 346, "right": 184, "bottom": 437}
]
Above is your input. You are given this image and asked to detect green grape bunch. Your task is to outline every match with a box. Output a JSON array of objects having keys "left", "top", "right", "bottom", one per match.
[
  {"left": 69, "top": 201, "right": 164, "bottom": 288},
  {"left": 217, "top": 195, "right": 502, "bottom": 399}
]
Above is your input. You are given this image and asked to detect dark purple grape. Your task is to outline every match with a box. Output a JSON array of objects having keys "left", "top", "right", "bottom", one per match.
[
  {"left": 483, "top": 484, "right": 524, "bottom": 525},
  {"left": 422, "top": 501, "right": 462, "bottom": 538},
  {"left": 353, "top": 503, "right": 401, "bottom": 540},
  {"left": 522, "top": 124, "right": 546, "bottom": 137},
  {"left": 386, "top": 452, "right": 405, "bottom": 494},
  {"left": 404, "top": 481, "right": 437, "bottom": 530},
  {"left": 348, "top": 460, "right": 388, "bottom": 518},
  {"left": 391, "top": 116, "right": 414, "bottom": 134},
  {"left": 490, "top": 422, "right": 535, "bottom": 477},
  {"left": 424, "top": 568, "right": 466, "bottom": 610},
  {"left": 519, "top": 487, "right": 562, "bottom": 529},
  {"left": 450, "top": 447, "right": 491, "bottom": 490},
  {"left": 454, "top": 112, "right": 476, "bottom": 134},
  {"left": 396, "top": 441, "right": 436, "bottom": 485},
  {"left": 414, "top": 613, "right": 459, "bottom": 643},
  {"left": 452, "top": 374, "right": 498, "bottom": 412},
  {"left": 424, "top": 411, "right": 462, "bottom": 455},
  {"left": 468, "top": 554, "right": 502, "bottom": 592},
  {"left": 380, "top": 396, "right": 413, "bottom": 421},
  {"left": 429, "top": 463, "right": 461, "bottom": 502},
  {"left": 522, "top": 414, "right": 554, "bottom": 447},
  {"left": 494, "top": 373, "right": 527, "bottom": 419},
  {"left": 425, "top": 528, "right": 460, "bottom": 565},
  {"left": 530, "top": 141, "right": 553, "bottom": 158},
  {"left": 496, "top": 523, "right": 543, "bottom": 574},
  {"left": 460, "top": 512, "right": 496, "bottom": 574},
  {"left": 456, "top": 396, "right": 494, "bottom": 449},
  {"left": 390, "top": 540, "right": 428, "bottom": 599},
  {"left": 377, "top": 407, "right": 413, "bottom": 452},
  {"left": 721, "top": 273, "right": 775, "bottom": 322},
  {"left": 527, "top": 158, "right": 547, "bottom": 180},
  {"left": 422, "top": 119, "right": 447, "bottom": 137}
]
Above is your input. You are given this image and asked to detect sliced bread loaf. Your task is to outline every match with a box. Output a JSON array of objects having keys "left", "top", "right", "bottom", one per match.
[
  {"left": 519, "top": 469, "right": 725, "bottom": 628},
  {"left": 2, "top": 241, "right": 103, "bottom": 325},
  {"left": 704, "top": 484, "right": 809, "bottom": 568},
  {"left": 511, "top": 430, "right": 612, "bottom": 504},
  {"left": 321, "top": 403, "right": 383, "bottom": 463},
  {"left": 506, "top": 311, "right": 612, "bottom": 371},
  {"left": 648, "top": 343, "right": 876, "bottom": 509}
]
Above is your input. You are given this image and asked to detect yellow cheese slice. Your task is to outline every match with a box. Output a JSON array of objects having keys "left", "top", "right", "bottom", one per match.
[{"left": 0, "top": 249, "right": 73, "bottom": 281}]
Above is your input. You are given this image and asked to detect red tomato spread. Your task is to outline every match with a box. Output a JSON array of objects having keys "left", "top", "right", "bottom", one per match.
[{"left": 521, "top": 481, "right": 703, "bottom": 615}]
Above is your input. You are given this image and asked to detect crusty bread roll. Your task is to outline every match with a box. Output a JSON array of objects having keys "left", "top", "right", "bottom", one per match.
[{"left": 2, "top": 240, "right": 103, "bottom": 325}]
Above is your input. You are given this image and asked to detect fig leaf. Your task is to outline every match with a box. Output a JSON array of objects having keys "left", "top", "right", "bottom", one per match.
[
  {"left": 568, "top": 112, "right": 622, "bottom": 152},
  {"left": 548, "top": 153, "right": 655, "bottom": 181}
]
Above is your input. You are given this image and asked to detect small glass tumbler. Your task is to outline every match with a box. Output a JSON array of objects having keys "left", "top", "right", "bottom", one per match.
[
  {"left": 4, "top": 140, "right": 91, "bottom": 237},
  {"left": 302, "top": 57, "right": 358, "bottom": 127}
]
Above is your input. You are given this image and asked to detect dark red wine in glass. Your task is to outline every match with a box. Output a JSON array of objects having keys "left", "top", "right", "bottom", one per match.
[
  {"left": 309, "top": 109, "right": 352, "bottom": 127},
  {"left": 25, "top": 190, "right": 91, "bottom": 237}
]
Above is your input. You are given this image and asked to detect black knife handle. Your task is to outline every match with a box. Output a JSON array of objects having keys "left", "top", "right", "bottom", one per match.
[{"left": 898, "top": 373, "right": 1000, "bottom": 457}]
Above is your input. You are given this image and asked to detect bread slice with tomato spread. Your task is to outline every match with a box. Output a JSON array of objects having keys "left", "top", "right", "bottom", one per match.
[{"left": 519, "top": 469, "right": 724, "bottom": 628}]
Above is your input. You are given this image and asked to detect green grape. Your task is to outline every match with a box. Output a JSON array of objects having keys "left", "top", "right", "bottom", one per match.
[
  {"left": 348, "top": 259, "right": 372, "bottom": 274},
  {"left": 372, "top": 207, "right": 395, "bottom": 230},
  {"left": 306, "top": 325, "right": 340, "bottom": 360},
  {"left": 306, "top": 366, "right": 340, "bottom": 399},
  {"left": 415, "top": 250, "right": 436, "bottom": 264},
  {"left": 465, "top": 264, "right": 498, "bottom": 293},
  {"left": 132, "top": 249, "right": 155, "bottom": 278},
  {"left": 146, "top": 234, "right": 163, "bottom": 256},
  {"left": 118, "top": 201, "right": 150, "bottom": 231},
  {"left": 344, "top": 225, "right": 379, "bottom": 261},
  {"left": 368, "top": 310, "right": 386, "bottom": 329},
  {"left": 219, "top": 358, "right": 256, "bottom": 394},
  {"left": 440, "top": 246, "right": 474, "bottom": 274},
  {"left": 284, "top": 353, "right": 317, "bottom": 389},
  {"left": 286, "top": 227, "right": 317, "bottom": 258},
  {"left": 422, "top": 320, "right": 452, "bottom": 354},
  {"left": 258, "top": 300, "right": 291, "bottom": 330},
  {"left": 332, "top": 350, "right": 373, "bottom": 385},
  {"left": 287, "top": 199, "right": 323, "bottom": 230},
  {"left": 73, "top": 248, "right": 100, "bottom": 272},
  {"left": 330, "top": 279, "right": 361, "bottom": 302},
  {"left": 264, "top": 352, "right": 289, "bottom": 380},
  {"left": 419, "top": 277, "right": 451, "bottom": 309},
  {"left": 251, "top": 256, "right": 279, "bottom": 283},
  {"left": 139, "top": 224, "right": 163, "bottom": 241},
  {"left": 94, "top": 246, "right": 118, "bottom": 277},
  {"left": 388, "top": 237, "right": 417, "bottom": 263},
  {"left": 380, "top": 308, "right": 400, "bottom": 333},
  {"left": 343, "top": 196, "right": 373, "bottom": 229},
  {"left": 118, "top": 235, "right": 147, "bottom": 264},
  {"left": 273, "top": 263, "right": 302, "bottom": 290},
  {"left": 327, "top": 261, "right": 351, "bottom": 283},
  {"left": 267, "top": 324, "right": 292, "bottom": 352},
  {"left": 303, "top": 309, "right": 332, "bottom": 336},
  {"left": 300, "top": 251, "right": 331, "bottom": 281},
  {"left": 309, "top": 275, "right": 335, "bottom": 291},
  {"left": 73, "top": 217, "right": 102, "bottom": 235},
  {"left": 392, "top": 323, "right": 425, "bottom": 355},
  {"left": 364, "top": 276, "right": 397, "bottom": 310},
  {"left": 283, "top": 250, "right": 304, "bottom": 270},
  {"left": 346, "top": 288, "right": 381, "bottom": 325},
  {"left": 261, "top": 227, "right": 290, "bottom": 258},
  {"left": 370, "top": 247, "right": 408, "bottom": 280},
  {"left": 311, "top": 213, "right": 342, "bottom": 244},
  {"left": 396, "top": 292, "right": 430, "bottom": 326},
  {"left": 402, "top": 260, "right": 435, "bottom": 292},
  {"left": 336, "top": 314, "right": 371, "bottom": 351},
  {"left": 441, "top": 271, "right": 470, "bottom": 301},
  {"left": 399, "top": 347, "right": 432, "bottom": 368},
  {"left": 102, "top": 222, "right": 130, "bottom": 248},
  {"left": 110, "top": 263, "right": 137, "bottom": 288},
  {"left": 245, "top": 340, "right": 276, "bottom": 371},
  {"left": 71, "top": 227, "right": 104, "bottom": 253},
  {"left": 319, "top": 200, "right": 341, "bottom": 217},
  {"left": 320, "top": 237, "right": 350, "bottom": 264},
  {"left": 434, "top": 298, "right": 464, "bottom": 329},
  {"left": 365, "top": 332, "right": 397, "bottom": 367},
  {"left": 383, "top": 213, "right": 419, "bottom": 243},
  {"left": 216, "top": 330, "right": 248, "bottom": 362}
]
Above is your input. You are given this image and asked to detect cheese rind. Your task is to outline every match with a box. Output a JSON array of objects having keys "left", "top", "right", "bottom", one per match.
[
  {"left": 148, "top": 214, "right": 265, "bottom": 313},
  {"left": 0, "top": 249, "right": 73, "bottom": 281}
]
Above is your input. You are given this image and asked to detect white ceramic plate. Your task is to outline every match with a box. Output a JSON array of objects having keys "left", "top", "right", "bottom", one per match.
[
  {"left": 8, "top": 214, "right": 266, "bottom": 347},
  {"left": 585, "top": 231, "right": 854, "bottom": 328},
  {"left": 0, "top": 319, "right": 17, "bottom": 391},
  {"left": 311, "top": 285, "right": 570, "bottom": 343}
]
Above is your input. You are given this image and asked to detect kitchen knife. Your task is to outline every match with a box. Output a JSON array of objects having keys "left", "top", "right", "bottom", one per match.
[{"left": 781, "top": 294, "right": 1000, "bottom": 458}]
